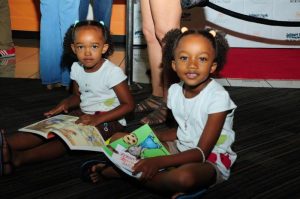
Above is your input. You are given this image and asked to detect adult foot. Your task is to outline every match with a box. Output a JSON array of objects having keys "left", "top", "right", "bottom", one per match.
[
  {"left": 139, "top": 102, "right": 167, "bottom": 125},
  {"left": 135, "top": 95, "right": 164, "bottom": 113},
  {"left": 46, "top": 83, "right": 69, "bottom": 91},
  {"left": 46, "top": 83, "right": 62, "bottom": 90}
]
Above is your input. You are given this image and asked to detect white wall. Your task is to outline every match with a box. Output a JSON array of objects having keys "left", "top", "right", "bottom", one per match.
[{"left": 133, "top": 0, "right": 300, "bottom": 48}]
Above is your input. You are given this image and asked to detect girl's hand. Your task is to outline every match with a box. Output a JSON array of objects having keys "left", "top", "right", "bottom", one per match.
[
  {"left": 76, "top": 114, "right": 98, "bottom": 126},
  {"left": 132, "top": 158, "right": 161, "bottom": 181},
  {"left": 44, "top": 102, "right": 69, "bottom": 117}
]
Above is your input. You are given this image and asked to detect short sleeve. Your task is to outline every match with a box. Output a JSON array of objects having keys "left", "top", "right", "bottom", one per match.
[
  {"left": 207, "top": 90, "right": 236, "bottom": 114},
  {"left": 106, "top": 65, "right": 127, "bottom": 88},
  {"left": 167, "top": 84, "right": 177, "bottom": 110},
  {"left": 70, "top": 62, "right": 78, "bottom": 81}
]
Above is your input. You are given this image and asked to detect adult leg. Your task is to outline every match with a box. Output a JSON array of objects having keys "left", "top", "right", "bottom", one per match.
[
  {"left": 140, "top": 0, "right": 163, "bottom": 98},
  {"left": 145, "top": 162, "right": 216, "bottom": 196},
  {"left": 134, "top": 0, "right": 165, "bottom": 115},
  {"left": 40, "top": 0, "right": 62, "bottom": 86},
  {"left": 139, "top": 0, "right": 181, "bottom": 125},
  {"left": 147, "top": 0, "right": 181, "bottom": 100},
  {"left": 79, "top": 0, "right": 90, "bottom": 21},
  {"left": 93, "top": 0, "right": 113, "bottom": 29},
  {"left": 59, "top": 0, "right": 80, "bottom": 87}
]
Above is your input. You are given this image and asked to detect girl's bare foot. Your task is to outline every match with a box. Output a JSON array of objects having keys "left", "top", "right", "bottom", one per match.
[{"left": 80, "top": 159, "right": 120, "bottom": 183}]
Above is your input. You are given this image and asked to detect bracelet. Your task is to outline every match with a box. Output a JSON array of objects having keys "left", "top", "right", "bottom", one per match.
[{"left": 195, "top": 147, "right": 206, "bottom": 163}]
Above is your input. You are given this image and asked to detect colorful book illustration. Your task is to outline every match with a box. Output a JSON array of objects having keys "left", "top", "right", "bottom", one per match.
[
  {"left": 19, "top": 114, "right": 106, "bottom": 152},
  {"left": 102, "top": 124, "right": 170, "bottom": 178}
]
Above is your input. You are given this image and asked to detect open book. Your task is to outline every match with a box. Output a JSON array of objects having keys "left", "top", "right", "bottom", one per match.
[
  {"left": 19, "top": 114, "right": 106, "bottom": 151},
  {"left": 102, "top": 124, "right": 170, "bottom": 178},
  {"left": 19, "top": 114, "right": 170, "bottom": 178}
]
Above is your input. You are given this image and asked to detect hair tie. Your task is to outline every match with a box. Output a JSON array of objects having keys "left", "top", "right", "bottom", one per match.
[
  {"left": 74, "top": 20, "right": 79, "bottom": 27},
  {"left": 100, "top": 21, "right": 104, "bottom": 26},
  {"left": 209, "top": 29, "right": 217, "bottom": 37},
  {"left": 181, "top": 27, "right": 188, "bottom": 33}
]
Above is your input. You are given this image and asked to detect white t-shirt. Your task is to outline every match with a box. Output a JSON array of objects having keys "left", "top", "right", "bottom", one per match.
[
  {"left": 70, "top": 59, "right": 127, "bottom": 126},
  {"left": 167, "top": 79, "right": 237, "bottom": 180}
]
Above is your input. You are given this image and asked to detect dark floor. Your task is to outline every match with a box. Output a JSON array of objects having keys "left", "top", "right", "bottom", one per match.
[{"left": 0, "top": 78, "right": 299, "bottom": 199}]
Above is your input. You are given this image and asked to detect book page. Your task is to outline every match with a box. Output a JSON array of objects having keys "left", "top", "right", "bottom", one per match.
[
  {"left": 51, "top": 124, "right": 106, "bottom": 152},
  {"left": 19, "top": 115, "right": 78, "bottom": 138},
  {"left": 19, "top": 114, "right": 106, "bottom": 152}
]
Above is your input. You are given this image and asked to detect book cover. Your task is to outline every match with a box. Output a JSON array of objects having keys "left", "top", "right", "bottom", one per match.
[
  {"left": 19, "top": 114, "right": 106, "bottom": 152},
  {"left": 102, "top": 124, "right": 170, "bottom": 178}
]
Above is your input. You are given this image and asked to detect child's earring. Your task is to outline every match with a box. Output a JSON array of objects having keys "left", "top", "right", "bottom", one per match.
[{"left": 100, "top": 21, "right": 104, "bottom": 26}]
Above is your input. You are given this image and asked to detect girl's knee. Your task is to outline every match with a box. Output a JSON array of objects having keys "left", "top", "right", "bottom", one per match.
[
  {"left": 142, "top": 27, "right": 157, "bottom": 44},
  {"left": 155, "top": 28, "right": 168, "bottom": 42},
  {"left": 175, "top": 170, "right": 198, "bottom": 189}
]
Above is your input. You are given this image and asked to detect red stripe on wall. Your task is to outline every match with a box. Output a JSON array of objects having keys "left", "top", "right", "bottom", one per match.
[{"left": 219, "top": 48, "right": 300, "bottom": 80}]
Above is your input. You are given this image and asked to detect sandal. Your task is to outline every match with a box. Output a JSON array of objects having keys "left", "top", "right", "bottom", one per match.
[
  {"left": 173, "top": 188, "right": 207, "bottom": 199},
  {"left": 80, "top": 159, "right": 111, "bottom": 183},
  {"left": 139, "top": 102, "right": 167, "bottom": 125},
  {"left": 135, "top": 94, "right": 164, "bottom": 113},
  {"left": 0, "top": 129, "right": 13, "bottom": 176}
]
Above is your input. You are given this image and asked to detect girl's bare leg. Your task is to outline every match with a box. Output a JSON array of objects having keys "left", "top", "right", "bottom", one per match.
[
  {"left": 7, "top": 132, "right": 46, "bottom": 150},
  {"left": 144, "top": 162, "right": 216, "bottom": 196},
  {"left": 6, "top": 132, "right": 67, "bottom": 167}
]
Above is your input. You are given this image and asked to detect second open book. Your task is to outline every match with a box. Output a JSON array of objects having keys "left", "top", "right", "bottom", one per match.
[{"left": 19, "top": 114, "right": 170, "bottom": 178}]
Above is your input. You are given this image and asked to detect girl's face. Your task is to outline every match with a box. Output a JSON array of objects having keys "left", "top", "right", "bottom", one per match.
[
  {"left": 71, "top": 26, "right": 108, "bottom": 72},
  {"left": 172, "top": 34, "right": 217, "bottom": 90}
]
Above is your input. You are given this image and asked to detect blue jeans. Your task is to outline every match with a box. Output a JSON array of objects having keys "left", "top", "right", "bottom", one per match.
[
  {"left": 40, "top": 0, "right": 80, "bottom": 87},
  {"left": 79, "top": 0, "right": 113, "bottom": 29}
]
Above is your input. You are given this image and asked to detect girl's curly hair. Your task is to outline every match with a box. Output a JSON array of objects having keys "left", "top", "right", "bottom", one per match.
[{"left": 162, "top": 28, "right": 229, "bottom": 86}]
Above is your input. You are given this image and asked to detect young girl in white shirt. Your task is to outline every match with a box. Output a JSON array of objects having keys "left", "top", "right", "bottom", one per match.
[
  {"left": 0, "top": 20, "right": 134, "bottom": 176},
  {"left": 81, "top": 28, "right": 237, "bottom": 198}
]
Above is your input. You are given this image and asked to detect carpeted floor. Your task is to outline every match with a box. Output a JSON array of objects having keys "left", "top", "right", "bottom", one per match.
[{"left": 0, "top": 77, "right": 300, "bottom": 199}]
